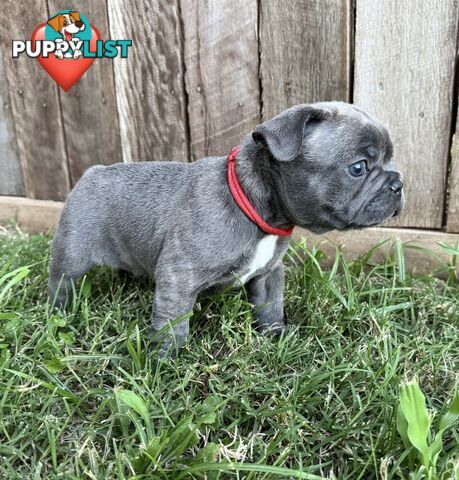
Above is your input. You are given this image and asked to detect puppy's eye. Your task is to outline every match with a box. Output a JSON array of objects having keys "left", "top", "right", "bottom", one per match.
[{"left": 348, "top": 160, "right": 368, "bottom": 177}]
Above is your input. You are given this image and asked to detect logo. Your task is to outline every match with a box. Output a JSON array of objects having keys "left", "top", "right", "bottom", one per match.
[{"left": 12, "top": 10, "right": 132, "bottom": 91}]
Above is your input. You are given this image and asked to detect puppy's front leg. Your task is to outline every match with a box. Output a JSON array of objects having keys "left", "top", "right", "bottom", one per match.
[
  {"left": 247, "top": 263, "right": 287, "bottom": 334},
  {"left": 151, "top": 281, "right": 197, "bottom": 358}
]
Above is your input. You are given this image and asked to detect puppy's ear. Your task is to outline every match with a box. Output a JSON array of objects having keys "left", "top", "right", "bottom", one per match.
[
  {"left": 47, "top": 14, "right": 64, "bottom": 32},
  {"left": 69, "top": 11, "right": 81, "bottom": 22},
  {"left": 252, "top": 104, "right": 333, "bottom": 161}
]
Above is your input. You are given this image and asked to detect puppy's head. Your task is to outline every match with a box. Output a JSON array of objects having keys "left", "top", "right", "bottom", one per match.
[{"left": 252, "top": 102, "right": 404, "bottom": 233}]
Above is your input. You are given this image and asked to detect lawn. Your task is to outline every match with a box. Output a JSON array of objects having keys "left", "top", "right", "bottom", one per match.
[{"left": 0, "top": 232, "right": 457, "bottom": 479}]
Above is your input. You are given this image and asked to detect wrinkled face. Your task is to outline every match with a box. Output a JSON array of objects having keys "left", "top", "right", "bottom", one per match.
[{"left": 254, "top": 103, "right": 404, "bottom": 233}]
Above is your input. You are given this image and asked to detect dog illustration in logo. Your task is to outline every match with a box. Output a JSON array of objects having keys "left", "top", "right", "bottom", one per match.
[{"left": 47, "top": 11, "right": 85, "bottom": 59}]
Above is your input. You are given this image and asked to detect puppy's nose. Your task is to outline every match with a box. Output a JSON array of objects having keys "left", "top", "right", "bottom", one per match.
[
  {"left": 75, "top": 21, "right": 83, "bottom": 27},
  {"left": 389, "top": 179, "right": 403, "bottom": 194}
]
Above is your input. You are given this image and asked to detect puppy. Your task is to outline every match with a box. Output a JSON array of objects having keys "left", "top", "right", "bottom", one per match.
[
  {"left": 47, "top": 11, "right": 85, "bottom": 59},
  {"left": 48, "top": 102, "right": 404, "bottom": 356}
]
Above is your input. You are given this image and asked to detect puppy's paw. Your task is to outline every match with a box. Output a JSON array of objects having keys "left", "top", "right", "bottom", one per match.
[
  {"left": 55, "top": 50, "right": 64, "bottom": 60},
  {"left": 155, "top": 338, "right": 183, "bottom": 360},
  {"left": 47, "top": 291, "right": 72, "bottom": 311},
  {"left": 73, "top": 50, "right": 83, "bottom": 59},
  {"left": 152, "top": 328, "right": 187, "bottom": 360},
  {"left": 257, "top": 321, "right": 287, "bottom": 337}
]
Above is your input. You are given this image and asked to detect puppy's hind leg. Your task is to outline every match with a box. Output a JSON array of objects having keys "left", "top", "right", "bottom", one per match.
[{"left": 47, "top": 239, "right": 94, "bottom": 309}]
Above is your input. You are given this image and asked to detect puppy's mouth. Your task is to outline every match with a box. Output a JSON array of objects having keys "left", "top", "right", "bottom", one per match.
[
  {"left": 392, "top": 207, "right": 402, "bottom": 217},
  {"left": 346, "top": 207, "right": 401, "bottom": 230},
  {"left": 64, "top": 31, "right": 73, "bottom": 41}
]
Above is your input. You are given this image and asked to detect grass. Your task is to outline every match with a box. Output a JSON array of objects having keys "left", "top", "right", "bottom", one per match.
[{"left": 0, "top": 231, "right": 458, "bottom": 479}]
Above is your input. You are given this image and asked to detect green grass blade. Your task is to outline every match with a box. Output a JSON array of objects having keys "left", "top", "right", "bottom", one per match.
[
  {"left": 4, "top": 368, "right": 79, "bottom": 402},
  {"left": 0, "top": 266, "right": 30, "bottom": 305},
  {"left": 178, "top": 462, "right": 327, "bottom": 479},
  {"left": 429, "top": 391, "right": 459, "bottom": 466},
  {"left": 438, "top": 391, "right": 459, "bottom": 431},
  {"left": 395, "top": 241, "right": 406, "bottom": 282},
  {"left": 0, "top": 264, "right": 30, "bottom": 287}
]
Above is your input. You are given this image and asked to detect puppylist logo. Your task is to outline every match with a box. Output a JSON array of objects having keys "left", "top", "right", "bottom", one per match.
[{"left": 12, "top": 10, "right": 132, "bottom": 91}]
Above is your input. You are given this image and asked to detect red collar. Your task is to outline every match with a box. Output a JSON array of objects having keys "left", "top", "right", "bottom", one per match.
[{"left": 227, "top": 146, "right": 294, "bottom": 237}]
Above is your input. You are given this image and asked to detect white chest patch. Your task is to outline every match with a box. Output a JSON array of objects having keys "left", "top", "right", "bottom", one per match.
[{"left": 238, "top": 235, "right": 278, "bottom": 284}]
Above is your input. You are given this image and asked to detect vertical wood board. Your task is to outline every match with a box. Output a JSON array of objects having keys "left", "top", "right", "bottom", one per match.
[
  {"left": 354, "top": 0, "right": 459, "bottom": 229},
  {"left": 181, "top": 0, "right": 260, "bottom": 160},
  {"left": 0, "top": 0, "right": 70, "bottom": 200},
  {"left": 260, "top": 0, "right": 353, "bottom": 120},
  {"left": 0, "top": 44, "right": 24, "bottom": 195},
  {"left": 48, "top": 0, "right": 122, "bottom": 185},
  {"left": 107, "top": 0, "right": 189, "bottom": 163}
]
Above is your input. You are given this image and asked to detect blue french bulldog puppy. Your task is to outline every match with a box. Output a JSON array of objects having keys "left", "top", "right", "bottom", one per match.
[{"left": 48, "top": 102, "right": 404, "bottom": 356}]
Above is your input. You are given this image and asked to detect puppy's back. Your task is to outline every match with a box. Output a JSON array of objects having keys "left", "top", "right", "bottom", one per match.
[{"left": 54, "top": 161, "right": 193, "bottom": 271}]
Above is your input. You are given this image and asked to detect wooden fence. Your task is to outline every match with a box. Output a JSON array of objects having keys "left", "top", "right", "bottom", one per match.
[{"left": 1, "top": 0, "right": 459, "bottom": 269}]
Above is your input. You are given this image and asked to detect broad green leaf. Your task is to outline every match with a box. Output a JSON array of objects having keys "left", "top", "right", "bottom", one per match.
[
  {"left": 143, "top": 436, "right": 166, "bottom": 461},
  {"left": 133, "top": 436, "right": 164, "bottom": 474},
  {"left": 3, "top": 317, "right": 21, "bottom": 336},
  {"left": 161, "top": 416, "right": 199, "bottom": 464},
  {"left": 397, "top": 403, "right": 411, "bottom": 449},
  {"left": 58, "top": 331, "right": 75, "bottom": 345},
  {"left": 196, "top": 396, "right": 219, "bottom": 425},
  {"left": 183, "top": 443, "right": 220, "bottom": 479},
  {"left": 198, "top": 410, "right": 216, "bottom": 425},
  {"left": 399, "top": 379, "right": 431, "bottom": 467},
  {"left": 44, "top": 357, "right": 66, "bottom": 374},
  {"left": 141, "top": 431, "right": 171, "bottom": 470},
  {"left": 115, "top": 389, "right": 150, "bottom": 426},
  {"left": 48, "top": 315, "right": 67, "bottom": 329},
  {"left": 191, "top": 442, "right": 220, "bottom": 464}
]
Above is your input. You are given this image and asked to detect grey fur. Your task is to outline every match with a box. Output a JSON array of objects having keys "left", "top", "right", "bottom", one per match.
[{"left": 48, "top": 102, "right": 404, "bottom": 357}]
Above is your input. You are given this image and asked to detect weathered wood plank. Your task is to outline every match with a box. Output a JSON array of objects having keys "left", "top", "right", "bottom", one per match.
[
  {"left": 0, "top": 44, "right": 24, "bottom": 196},
  {"left": 48, "top": 0, "right": 122, "bottom": 184},
  {"left": 446, "top": 115, "right": 459, "bottom": 232},
  {"left": 0, "top": 1, "right": 70, "bottom": 200},
  {"left": 181, "top": 0, "right": 260, "bottom": 159},
  {"left": 260, "top": 0, "right": 353, "bottom": 120},
  {"left": 107, "top": 0, "right": 189, "bottom": 163},
  {"left": 354, "top": 0, "right": 459, "bottom": 229}
]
